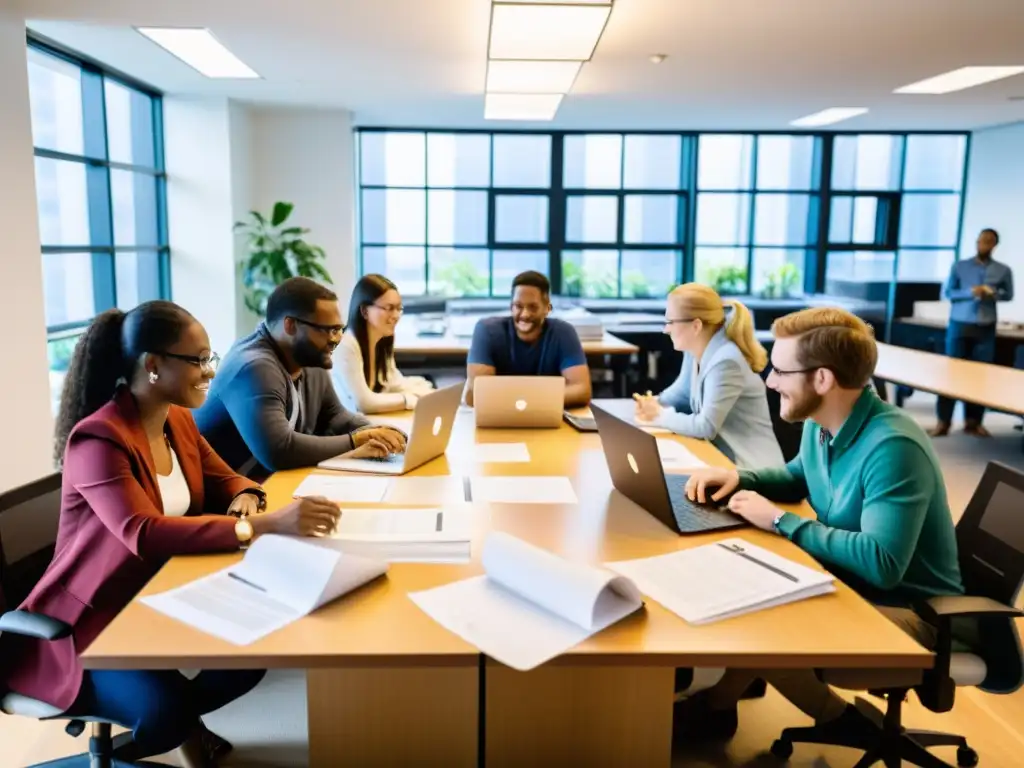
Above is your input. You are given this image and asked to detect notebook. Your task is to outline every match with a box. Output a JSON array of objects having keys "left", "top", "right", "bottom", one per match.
[{"left": 327, "top": 507, "right": 472, "bottom": 564}]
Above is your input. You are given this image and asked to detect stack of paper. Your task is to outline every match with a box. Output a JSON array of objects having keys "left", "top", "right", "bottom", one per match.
[
  {"left": 553, "top": 307, "right": 604, "bottom": 341},
  {"left": 608, "top": 538, "right": 835, "bottom": 625},
  {"left": 655, "top": 439, "right": 708, "bottom": 469},
  {"left": 141, "top": 535, "right": 387, "bottom": 645},
  {"left": 410, "top": 532, "right": 643, "bottom": 670},
  {"left": 327, "top": 507, "right": 472, "bottom": 563}
]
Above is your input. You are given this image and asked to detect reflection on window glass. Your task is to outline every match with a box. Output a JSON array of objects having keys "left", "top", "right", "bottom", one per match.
[
  {"left": 111, "top": 170, "right": 159, "bottom": 247},
  {"left": 427, "top": 133, "right": 491, "bottom": 187},
  {"left": 427, "top": 190, "right": 488, "bottom": 245},
  {"left": 624, "top": 195, "right": 679, "bottom": 244},
  {"left": 623, "top": 135, "right": 681, "bottom": 189},
  {"left": 48, "top": 332, "right": 83, "bottom": 415},
  {"left": 566, "top": 195, "right": 617, "bottom": 243},
  {"left": 754, "top": 194, "right": 813, "bottom": 246},
  {"left": 698, "top": 135, "right": 753, "bottom": 190},
  {"left": 752, "top": 248, "right": 805, "bottom": 296},
  {"left": 696, "top": 193, "right": 751, "bottom": 245},
  {"left": 832, "top": 135, "right": 903, "bottom": 190},
  {"left": 903, "top": 135, "right": 966, "bottom": 191},
  {"left": 34, "top": 157, "right": 91, "bottom": 246},
  {"left": 495, "top": 195, "right": 549, "bottom": 242},
  {"left": 825, "top": 251, "right": 895, "bottom": 284},
  {"left": 104, "top": 80, "right": 156, "bottom": 167},
  {"left": 42, "top": 252, "right": 96, "bottom": 326},
  {"left": 756, "top": 136, "right": 816, "bottom": 190},
  {"left": 897, "top": 249, "right": 956, "bottom": 282},
  {"left": 621, "top": 250, "right": 677, "bottom": 298},
  {"left": 27, "top": 48, "right": 84, "bottom": 156},
  {"left": 361, "top": 189, "right": 426, "bottom": 244},
  {"left": 359, "top": 132, "right": 425, "bottom": 187},
  {"left": 492, "top": 250, "right": 548, "bottom": 295},
  {"left": 694, "top": 247, "right": 749, "bottom": 294},
  {"left": 564, "top": 134, "right": 623, "bottom": 189},
  {"left": 899, "top": 194, "right": 961, "bottom": 247},
  {"left": 562, "top": 250, "right": 619, "bottom": 297},
  {"left": 426, "top": 248, "right": 490, "bottom": 296},
  {"left": 362, "top": 246, "right": 426, "bottom": 295},
  {"left": 493, "top": 134, "right": 552, "bottom": 188}
]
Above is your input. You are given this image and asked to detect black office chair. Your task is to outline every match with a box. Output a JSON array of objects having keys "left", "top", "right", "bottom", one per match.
[
  {"left": 770, "top": 461, "right": 1024, "bottom": 767},
  {"left": 0, "top": 473, "right": 162, "bottom": 767}
]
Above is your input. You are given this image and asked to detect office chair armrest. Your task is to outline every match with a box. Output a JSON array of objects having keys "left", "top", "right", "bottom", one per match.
[
  {"left": 918, "top": 595, "right": 1023, "bottom": 623},
  {"left": 0, "top": 610, "right": 72, "bottom": 641}
]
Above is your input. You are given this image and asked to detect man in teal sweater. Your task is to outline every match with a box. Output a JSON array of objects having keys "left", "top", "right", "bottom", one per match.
[{"left": 678, "top": 307, "right": 964, "bottom": 741}]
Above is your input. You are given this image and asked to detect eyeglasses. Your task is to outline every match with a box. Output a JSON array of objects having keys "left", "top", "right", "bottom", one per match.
[
  {"left": 371, "top": 303, "right": 404, "bottom": 315},
  {"left": 160, "top": 351, "right": 220, "bottom": 374},
  {"left": 663, "top": 317, "right": 697, "bottom": 325},
  {"left": 292, "top": 317, "right": 344, "bottom": 338},
  {"left": 766, "top": 363, "right": 820, "bottom": 377}
]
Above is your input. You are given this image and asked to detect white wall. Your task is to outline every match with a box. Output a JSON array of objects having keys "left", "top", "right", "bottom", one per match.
[
  {"left": 0, "top": 13, "right": 57, "bottom": 490},
  {"left": 960, "top": 121, "right": 1024, "bottom": 322},
  {"left": 228, "top": 100, "right": 258, "bottom": 336},
  {"left": 249, "top": 107, "right": 358, "bottom": 313},
  {"left": 164, "top": 96, "right": 240, "bottom": 355}
]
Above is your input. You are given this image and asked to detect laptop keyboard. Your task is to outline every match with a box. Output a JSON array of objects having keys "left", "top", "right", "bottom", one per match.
[
  {"left": 666, "top": 480, "right": 743, "bottom": 533},
  {"left": 363, "top": 454, "right": 404, "bottom": 464}
]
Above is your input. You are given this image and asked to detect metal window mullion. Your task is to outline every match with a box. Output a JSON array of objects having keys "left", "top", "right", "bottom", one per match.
[{"left": 549, "top": 134, "right": 565, "bottom": 295}]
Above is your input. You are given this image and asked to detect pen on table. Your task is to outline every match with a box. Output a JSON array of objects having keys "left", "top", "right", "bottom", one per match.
[{"left": 717, "top": 542, "right": 798, "bottom": 583}]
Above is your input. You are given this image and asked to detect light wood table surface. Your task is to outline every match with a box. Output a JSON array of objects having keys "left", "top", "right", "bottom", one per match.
[
  {"left": 875, "top": 342, "right": 1024, "bottom": 416},
  {"left": 82, "top": 408, "right": 931, "bottom": 767}
]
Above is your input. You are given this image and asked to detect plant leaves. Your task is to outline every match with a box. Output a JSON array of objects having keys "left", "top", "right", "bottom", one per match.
[{"left": 271, "top": 202, "right": 294, "bottom": 227}]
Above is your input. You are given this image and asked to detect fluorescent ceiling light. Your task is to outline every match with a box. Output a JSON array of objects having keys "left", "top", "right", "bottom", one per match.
[
  {"left": 489, "top": 3, "right": 612, "bottom": 61},
  {"left": 486, "top": 60, "right": 582, "bottom": 94},
  {"left": 894, "top": 66, "right": 1024, "bottom": 94},
  {"left": 484, "top": 93, "right": 564, "bottom": 121},
  {"left": 495, "top": 0, "right": 611, "bottom": 4},
  {"left": 136, "top": 27, "right": 259, "bottom": 78},
  {"left": 790, "top": 107, "right": 868, "bottom": 127}
]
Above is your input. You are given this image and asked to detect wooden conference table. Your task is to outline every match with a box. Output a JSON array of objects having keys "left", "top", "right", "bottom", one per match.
[{"left": 82, "top": 409, "right": 931, "bottom": 767}]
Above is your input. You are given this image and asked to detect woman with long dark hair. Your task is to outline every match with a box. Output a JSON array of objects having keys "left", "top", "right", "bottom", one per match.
[
  {"left": 2, "top": 301, "right": 340, "bottom": 767},
  {"left": 333, "top": 274, "right": 433, "bottom": 413}
]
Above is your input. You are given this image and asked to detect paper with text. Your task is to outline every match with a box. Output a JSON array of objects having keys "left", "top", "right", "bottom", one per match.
[
  {"left": 472, "top": 443, "right": 531, "bottom": 463},
  {"left": 292, "top": 474, "right": 389, "bottom": 503},
  {"left": 468, "top": 476, "right": 577, "bottom": 504},
  {"left": 409, "top": 532, "right": 642, "bottom": 670},
  {"left": 323, "top": 507, "right": 472, "bottom": 563},
  {"left": 655, "top": 439, "right": 708, "bottom": 469},
  {"left": 141, "top": 535, "right": 387, "bottom": 644},
  {"left": 587, "top": 399, "right": 672, "bottom": 434},
  {"left": 607, "top": 538, "right": 834, "bottom": 625}
]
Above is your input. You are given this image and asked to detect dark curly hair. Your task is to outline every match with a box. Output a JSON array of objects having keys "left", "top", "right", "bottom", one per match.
[{"left": 54, "top": 301, "right": 195, "bottom": 466}]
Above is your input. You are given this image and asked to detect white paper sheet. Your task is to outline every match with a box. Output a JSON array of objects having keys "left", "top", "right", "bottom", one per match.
[
  {"left": 322, "top": 507, "right": 473, "bottom": 563},
  {"left": 292, "top": 474, "right": 389, "bottom": 503},
  {"left": 607, "top": 538, "right": 834, "bottom": 625},
  {"left": 384, "top": 476, "right": 467, "bottom": 505},
  {"left": 472, "top": 443, "right": 531, "bottom": 463},
  {"left": 409, "top": 532, "right": 642, "bottom": 670},
  {"left": 468, "top": 476, "right": 577, "bottom": 505},
  {"left": 587, "top": 399, "right": 672, "bottom": 434},
  {"left": 655, "top": 439, "right": 708, "bottom": 469}
]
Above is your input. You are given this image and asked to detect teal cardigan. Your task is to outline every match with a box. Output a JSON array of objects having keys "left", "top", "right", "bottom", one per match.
[{"left": 739, "top": 388, "right": 964, "bottom": 606}]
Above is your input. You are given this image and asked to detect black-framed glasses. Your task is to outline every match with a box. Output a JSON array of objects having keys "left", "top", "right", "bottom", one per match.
[
  {"left": 371, "top": 302, "right": 404, "bottom": 315},
  {"left": 292, "top": 317, "right": 344, "bottom": 337},
  {"left": 160, "top": 351, "right": 220, "bottom": 374},
  {"left": 766, "top": 363, "right": 820, "bottom": 377}
]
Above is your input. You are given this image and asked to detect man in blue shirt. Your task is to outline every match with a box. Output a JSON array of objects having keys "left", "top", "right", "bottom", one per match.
[
  {"left": 930, "top": 228, "right": 1014, "bottom": 438},
  {"left": 464, "top": 271, "right": 592, "bottom": 407}
]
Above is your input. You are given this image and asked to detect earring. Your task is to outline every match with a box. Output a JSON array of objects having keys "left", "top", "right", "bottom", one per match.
[{"left": 149, "top": 372, "right": 159, "bottom": 385}]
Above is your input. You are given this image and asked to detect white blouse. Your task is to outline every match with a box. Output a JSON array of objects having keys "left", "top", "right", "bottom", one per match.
[
  {"left": 157, "top": 445, "right": 191, "bottom": 517},
  {"left": 332, "top": 332, "right": 434, "bottom": 413}
]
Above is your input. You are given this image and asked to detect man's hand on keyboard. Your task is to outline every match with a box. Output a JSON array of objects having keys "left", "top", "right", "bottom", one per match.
[
  {"left": 685, "top": 467, "right": 740, "bottom": 504},
  {"left": 347, "top": 438, "right": 390, "bottom": 459},
  {"left": 727, "top": 491, "right": 780, "bottom": 531},
  {"left": 354, "top": 426, "right": 407, "bottom": 454}
]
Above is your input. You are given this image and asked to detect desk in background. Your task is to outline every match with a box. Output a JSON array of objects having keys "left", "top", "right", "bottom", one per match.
[
  {"left": 82, "top": 411, "right": 931, "bottom": 767},
  {"left": 892, "top": 317, "right": 1024, "bottom": 368}
]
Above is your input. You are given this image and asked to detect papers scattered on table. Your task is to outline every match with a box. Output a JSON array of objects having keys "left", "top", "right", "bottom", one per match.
[
  {"left": 410, "top": 532, "right": 643, "bottom": 670},
  {"left": 587, "top": 399, "right": 672, "bottom": 434},
  {"left": 607, "top": 538, "right": 834, "bottom": 625},
  {"left": 467, "top": 476, "right": 577, "bottom": 504},
  {"left": 292, "top": 474, "right": 389, "bottom": 503},
  {"left": 655, "top": 439, "right": 708, "bottom": 469},
  {"left": 140, "top": 535, "right": 387, "bottom": 645},
  {"left": 385, "top": 476, "right": 467, "bottom": 506},
  {"left": 327, "top": 507, "right": 472, "bottom": 563},
  {"left": 293, "top": 474, "right": 465, "bottom": 505},
  {"left": 472, "top": 442, "right": 531, "bottom": 463}
]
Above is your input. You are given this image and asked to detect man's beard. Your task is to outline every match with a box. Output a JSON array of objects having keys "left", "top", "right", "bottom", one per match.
[
  {"left": 294, "top": 338, "right": 333, "bottom": 369},
  {"left": 781, "top": 389, "right": 823, "bottom": 423}
]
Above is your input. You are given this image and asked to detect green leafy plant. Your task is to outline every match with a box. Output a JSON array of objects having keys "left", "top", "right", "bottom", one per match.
[
  {"left": 622, "top": 270, "right": 653, "bottom": 298},
  {"left": 705, "top": 265, "right": 748, "bottom": 295},
  {"left": 761, "top": 262, "right": 802, "bottom": 299},
  {"left": 234, "top": 202, "right": 332, "bottom": 317},
  {"left": 563, "top": 260, "right": 618, "bottom": 298},
  {"left": 432, "top": 259, "right": 488, "bottom": 297}
]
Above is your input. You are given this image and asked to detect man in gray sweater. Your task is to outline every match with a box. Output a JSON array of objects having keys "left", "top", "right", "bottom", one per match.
[{"left": 196, "top": 277, "right": 405, "bottom": 480}]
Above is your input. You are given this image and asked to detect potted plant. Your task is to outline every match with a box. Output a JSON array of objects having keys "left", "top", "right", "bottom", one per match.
[
  {"left": 234, "top": 202, "right": 332, "bottom": 317},
  {"left": 706, "top": 265, "right": 749, "bottom": 295},
  {"left": 761, "top": 263, "right": 801, "bottom": 299}
]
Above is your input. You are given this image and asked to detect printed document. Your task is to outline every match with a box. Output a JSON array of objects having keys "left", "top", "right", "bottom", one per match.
[
  {"left": 325, "top": 507, "right": 473, "bottom": 563},
  {"left": 467, "top": 476, "right": 577, "bottom": 504},
  {"left": 587, "top": 399, "right": 672, "bottom": 434},
  {"left": 655, "top": 439, "right": 708, "bottom": 469},
  {"left": 472, "top": 443, "right": 531, "bottom": 463},
  {"left": 292, "top": 474, "right": 389, "bottom": 503},
  {"left": 410, "top": 532, "right": 643, "bottom": 670}
]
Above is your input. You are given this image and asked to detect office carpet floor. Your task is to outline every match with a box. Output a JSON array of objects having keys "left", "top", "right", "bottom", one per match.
[{"left": 4, "top": 392, "right": 1023, "bottom": 768}]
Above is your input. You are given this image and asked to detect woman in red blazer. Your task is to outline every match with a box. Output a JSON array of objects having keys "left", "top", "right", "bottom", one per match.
[{"left": 1, "top": 301, "right": 342, "bottom": 768}]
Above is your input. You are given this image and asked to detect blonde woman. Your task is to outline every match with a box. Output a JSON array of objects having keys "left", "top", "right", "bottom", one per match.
[{"left": 635, "top": 283, "right": 784, "bottom": 468}]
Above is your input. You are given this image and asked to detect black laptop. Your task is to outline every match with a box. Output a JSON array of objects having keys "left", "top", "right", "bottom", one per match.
[{"left": 590, "top": 404, "right": 746, "bottom": 535}]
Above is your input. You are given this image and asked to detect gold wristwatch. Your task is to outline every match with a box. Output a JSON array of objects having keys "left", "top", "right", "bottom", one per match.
[{"left": 234, "top": 513, "right": 254, "bottom": 550}]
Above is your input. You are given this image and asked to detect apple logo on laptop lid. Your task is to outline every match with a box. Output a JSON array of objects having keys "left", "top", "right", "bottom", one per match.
[
  {"left": 627, "top": 453, "right": 639, "bottom": 474},
  {"left": 432, "top": 416, "right": 443, "bottom": 436},
  {"left": 515, "top": 399, "right": 528, "bottom": 411}
]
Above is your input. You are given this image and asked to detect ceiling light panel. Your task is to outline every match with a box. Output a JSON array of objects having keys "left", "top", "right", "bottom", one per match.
[
  {"left": 894, "top": 66, "right": 1024, "bottom": 95},
  {"left": 790, "top": 107, "right": 868, "bottom": 127},
  {"left": 495, "top": 0, "right": 611, "bottom": 4},
  {"left": 488, "top": 3, "right": 612, "bottom": 61},
  {"left": 486, "top": 60, "right": 582, "bottom": 93},
  {"left": 484, "top": 93, "right": 564, "bottom": 121},
  {"left": 136, "top": 27, "right": 259, "bottom": 78}
]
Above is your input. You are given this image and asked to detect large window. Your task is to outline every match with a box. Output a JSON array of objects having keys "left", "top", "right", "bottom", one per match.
[
  {"left": 358, "top": 130, "right": 967, "bottom": 301},
  {"left": 28, "top": 40, "right": 168, "bottom": 411}
]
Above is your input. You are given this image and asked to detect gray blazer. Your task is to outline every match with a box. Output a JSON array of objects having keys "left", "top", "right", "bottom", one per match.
[
  {"left": 656, "top": 327, "right": 784, "bottom": 469},
  {"left": 195, "top": 324, "right": 370, "bottom": 480}
]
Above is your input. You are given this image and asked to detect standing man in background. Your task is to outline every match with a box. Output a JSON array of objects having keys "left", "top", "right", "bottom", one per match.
[{"left": 930, "top": 228, "right": 1013, "bottom": 438}]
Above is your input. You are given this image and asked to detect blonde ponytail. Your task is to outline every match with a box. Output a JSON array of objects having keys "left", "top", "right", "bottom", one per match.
[{"left": 724, "top": 299, "right": 768, "bottom": 373}]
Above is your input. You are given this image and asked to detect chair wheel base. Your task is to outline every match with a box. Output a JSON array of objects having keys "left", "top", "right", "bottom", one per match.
[
  {"left": 771, "top": 738, "right": 793, "bottom": 760},
  {"left": 957, "top": 745, "right": 979, "bottom": 767}
]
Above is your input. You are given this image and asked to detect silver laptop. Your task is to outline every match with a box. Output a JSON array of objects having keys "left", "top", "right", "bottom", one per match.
[
  {"left": 474, "top": 376, "right": 565, "bottom": 429},
  {"left": 318, "top": 383, "right": 463, "bottom": 475}
]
